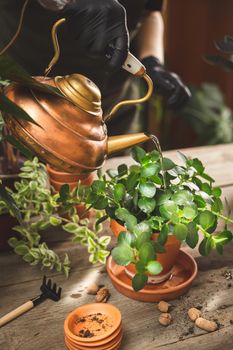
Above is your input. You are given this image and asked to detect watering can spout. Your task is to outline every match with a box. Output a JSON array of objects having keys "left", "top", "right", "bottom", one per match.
[{"left": 107, "top": 133, "right": 150, "bottom": 155}]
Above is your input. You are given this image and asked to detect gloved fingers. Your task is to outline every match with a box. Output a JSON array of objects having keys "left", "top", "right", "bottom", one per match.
[
  {"left": 167, "top": 85, "right": 191, "bottom": 110},
  {"left": 108, "top": 35, "right": 129, "bottom": 70}
]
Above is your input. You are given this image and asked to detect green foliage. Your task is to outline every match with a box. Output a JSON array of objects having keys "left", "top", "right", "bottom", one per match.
[
  {"left": 0, "top": 158, "right": 110, "bottom": 275},
  {"left": 86, "top": 146, "right": 233, "bottom": 291}
]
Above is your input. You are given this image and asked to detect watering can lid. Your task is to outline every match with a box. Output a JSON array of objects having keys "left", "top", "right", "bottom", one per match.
[{"left": 55, "top": 73, "right": 102, "bottom": 117}]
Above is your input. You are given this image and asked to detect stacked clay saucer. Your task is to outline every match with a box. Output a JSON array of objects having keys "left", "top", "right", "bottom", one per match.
[{"left": 64, "top": 303, "right": 123, "bottom": 350}]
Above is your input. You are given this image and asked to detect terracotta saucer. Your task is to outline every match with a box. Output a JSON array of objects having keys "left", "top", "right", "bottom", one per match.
[
  {"left": 65, "top": 323, "right": 122, "bottom": 347},
  {"left": 65, "top": 336, "right": 123, "bottom": 350},
  {"left": 64, "top": 303, "right": 122, "bottom": 343},
  {"left": 107, "top": 250, "right": 197, "bottom": 302},
  {"left": 65, "top": 331, "right": 123, "bottom": 350}
]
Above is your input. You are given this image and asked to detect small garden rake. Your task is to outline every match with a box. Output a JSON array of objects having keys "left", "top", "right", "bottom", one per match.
[{"left": 0, "top": 276, "right": 62, "bottom": 327}]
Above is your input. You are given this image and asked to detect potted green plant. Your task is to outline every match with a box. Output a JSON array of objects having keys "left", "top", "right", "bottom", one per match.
[
  {"left": 0, "top": 157, "right": 110, "bottom": 275},
  {"left": 86, "top": 146, "right": 233, "bottom": 292}
]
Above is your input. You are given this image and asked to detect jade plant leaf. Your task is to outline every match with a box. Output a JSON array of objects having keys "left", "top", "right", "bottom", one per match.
[
  {"left": 132, "top": 146, "right": 146, "bottom": 163},
  {"left": 159, "top": 200, "right": 178, "bottom": 219},
  {"left": 141, "top": 163, "right": 159, "bottom": 178},
  {"left": 139, "top": 242, "right": 155, "bottom": 264},
  {"left": 146, "top": 260, "right": 163, "bottom": 275},
  {"left": 111, "top": 244, "right": 134, "bottom": 266},
  {"left": 132, "top": 273, "right": 148, "bottom": 291},
  {"left": 113, "top": 183, "right": 126, "bottom": 202},
  {"left": 199, "top": 210, "right": 216, "bottom": 230},
  {"left": 186, "top": 222, "right": 199, "bottom": 248},
  {"left": 139, "top": 182, "right": 156, "bottom": 198},
  {"left": 138, "top": 197, "right": 156, "bottom": 214},
  {"left": 174, "top": 223, "right": 188, "bottom": 241}
]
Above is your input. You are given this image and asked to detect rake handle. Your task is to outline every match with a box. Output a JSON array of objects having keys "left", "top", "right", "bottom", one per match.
[{"left": 0, "top": 300, "right": 34, "bottom": 327}]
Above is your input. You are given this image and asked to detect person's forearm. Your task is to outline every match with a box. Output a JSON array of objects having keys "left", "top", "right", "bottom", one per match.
[{"left": 136, "top": 11, "right": 164, "bottom": 63}]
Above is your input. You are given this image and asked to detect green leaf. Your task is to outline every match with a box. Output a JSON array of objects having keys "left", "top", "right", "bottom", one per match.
[
  {"left": 49, "top": 216, "right": 62, "bottom": 226},
  {"left": 139, "top": 182, "right": 156, "bottom": 198},
  {"left": 201, "top": 183, "right": 212, "bottom": 195},
  {"left": 131, "top": 146, "right": 146, "bottom": 163},
  {"left": 93, "top": 196, "right": 108, "bottom": 210},
  {"left": 0, "top": 184, "right": 22, "bottom": 222},
  {"left": 138, "top": 197, "right": 156, "bottom": 214},
  {"left": 150, "top": 175, "right": 162, "bottom": 185},
  {"left": 159, "top": 200, "right": 178, "bottom": 219},
  {"left": 135, "top": 231, "right": 151, "bottom": 250},
  {"left": 4, "top": 135, "right": 33, "bottom": 159},
  {"left": 126, "top": 172, "right": 139, "bottom": 190},
  {"left": 153, "top": 241, "right": 166, "bottom": 253},
  {"left": 192, "top": 158, "right": 204, "bottom": 174},
  {"left": 118, "top": 231, "right": 132, "bottom": 245},
  {"left": 8, "top": 237, "right": 19, "bottom": 248},
  {"left": 194, "top": 194, "right": 206, "bottom": 208},
  {"left": 199, "top": 210, "right": 216, "bottom": 230},
  {"left": 139, "top": 242, "right": 155, "bottom": 264},
  {"left": 112, "top": 244, "right": 134, "bottom": 266},
  {"left": 146, "top": 261, "right": 163, "bottom": 275},
  {"left": 183, "top": 205, "right": 198, "bottom": 219},
  {"left": 92, "top": 180, "right": 105, "bottom": 194},
  {"left": 199, "top": 173, "right": 214, "bottom": 183},
  {"left": 133, "top": 222, "right": 152, "bottom": 237},
  {"left": 113, "top": 183, "right": 126, "bottom": 202},
  {"left": 186, "top": 222, "right": 199, "bottom": 248},
  {"left": 14, "top": 244, "right": 29, "bottom": 256},
  {"left": 117, "top": 164, "right": 128, "bottom": 176},
  {"left": 115, "top": 208, "right": 137, "bottom": 232},
  {"left": 212, "top": 187, "right": 222, "bottom": 198},
  {"left": 158, "top": 224, "right": 169, "bottom": 245},
  {"left": 141, "top": 163, "right": 159, "bottom": 177},
  {"left": 0, "top": 54, "right": 62, "bottom": 97},
  {"left": 172, "top": 190, "right": 193, "bottom": 206},
  {"left": 199, "top": 237, "right": 212, "bottom": 256},
  {"left": 162, "top": 158, "right": 176, "bottom": 170},
  {"left": 157, "top": 192, "right": 172, "bottom": 205},
  {"left": 63, "top": 222, "right": 79, "bottom": 233},
  {"left": 213, "top": 230, "right": 233, "bottom": 245},
  {"left": 174, "top": 223, "right": 188, "bottom": 241},
  {"left": 177, "top": 151, "right": 188, "bottom": 164},
  {"left": 23, "top": 253, "right": 34, "bottom": 263},
  {"left": 132, "top": 273, "right": 148, "bottom": 291},
  {"left": 211, "top": 198, "right": 223, "bottom": 213},
  {"left": 136, "top": 261, "right": 146, "bottom": 274},
  {"left": 59, "top": 184, "right": 70, "bottom": 201}
]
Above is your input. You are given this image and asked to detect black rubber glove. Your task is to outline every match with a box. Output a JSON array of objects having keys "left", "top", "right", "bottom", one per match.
[
  {"left": 142, "top": 56, "right": 191, "bottom": 110},
  {"left": 61, "top": 0, "right": 129, "bottom": 70}
]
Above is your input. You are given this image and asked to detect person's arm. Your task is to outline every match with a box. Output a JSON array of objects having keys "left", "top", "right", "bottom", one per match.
[
  {"left": 135, "top": 2, "right": 191, "bottom": 110},
  {"left": 137, "top": 11, "right": 164, "bottom": 63}
]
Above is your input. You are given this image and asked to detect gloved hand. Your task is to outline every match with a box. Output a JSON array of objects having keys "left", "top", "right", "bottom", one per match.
[
  {"left": 61, "top": 0, "right": 129, "bottom": 70},
  {"left": 142, "top": 56, "right": 191, "bottom": 110}
]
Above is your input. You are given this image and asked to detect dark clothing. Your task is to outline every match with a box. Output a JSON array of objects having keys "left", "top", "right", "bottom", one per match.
[{"left": 0, "top": 0, "right": 163, "bottom": 132}]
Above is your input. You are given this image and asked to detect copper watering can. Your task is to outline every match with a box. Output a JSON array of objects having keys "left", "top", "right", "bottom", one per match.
[{"left": 4, "top": 19, "right": 153, "bottom": 174}]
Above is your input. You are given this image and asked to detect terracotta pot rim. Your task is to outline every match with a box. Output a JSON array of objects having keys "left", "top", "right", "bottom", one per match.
[
  {"left": 49, "top": 177, "right": 79, "bottom": 186},
  {"left": 65, "top": 330, "right": 123, "bottom": 349},
  {"left": 47, "top": 164, "right": 92, "bottom": 177},
  {"left": 65, "top": 324, "right": 122, "bottom": 347},
  {"left": 107, "top": 251, "right": 198, "bottom": 294},
  {"left": 64, "top": 303, "right": 122, "bottom": 343}
]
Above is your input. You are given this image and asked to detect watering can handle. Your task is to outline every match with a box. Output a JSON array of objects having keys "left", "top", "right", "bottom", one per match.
[{"left": 122, "top": 52, "right": 146, "bottom": 77}]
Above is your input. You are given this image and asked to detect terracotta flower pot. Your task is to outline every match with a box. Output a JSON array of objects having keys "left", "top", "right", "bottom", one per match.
[
  {"left": 47, "top": 165, "right": 94, "bottom": 219},
  {"left": 110, "top": 219, "right": 181, "bottom": 284}
]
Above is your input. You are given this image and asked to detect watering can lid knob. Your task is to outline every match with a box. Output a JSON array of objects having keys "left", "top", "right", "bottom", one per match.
[{"left": 54, "top": 74, "right": 102, "bottom": 116}]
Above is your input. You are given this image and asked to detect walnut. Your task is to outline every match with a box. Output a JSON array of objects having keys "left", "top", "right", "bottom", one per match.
[
  {"left": 95, "top": 287, "right": 110, "bottom": 303},
  {"left": 158, "top": 301, "right": 171, "bottom": 313},
  {"left": 159, "top": 313, "right": 172, "bottom": 326}
]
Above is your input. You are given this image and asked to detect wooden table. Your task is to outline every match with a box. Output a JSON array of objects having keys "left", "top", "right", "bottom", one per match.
[{"left": 1, "top": 143, "right": 233, "bottom": 350}]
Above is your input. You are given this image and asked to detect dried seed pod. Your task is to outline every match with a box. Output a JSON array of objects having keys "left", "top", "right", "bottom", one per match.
[
  {"left": 159, "top": 313, "right": 172, "bottom": 326},
  {"left": 95, "top": 287, "right": 110, "bottom": 303},
  {"left": 188, "top": 307, "right": 202, "bottom": 321},
  {"left": 158, "top": 301, "right": 171, "bottom": 313},
  {"left": 195, "top": 317, "right": 218, "bottom": 332},
  {"left": 86, "top": 283, "right": 99, "bottom": 295}
]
